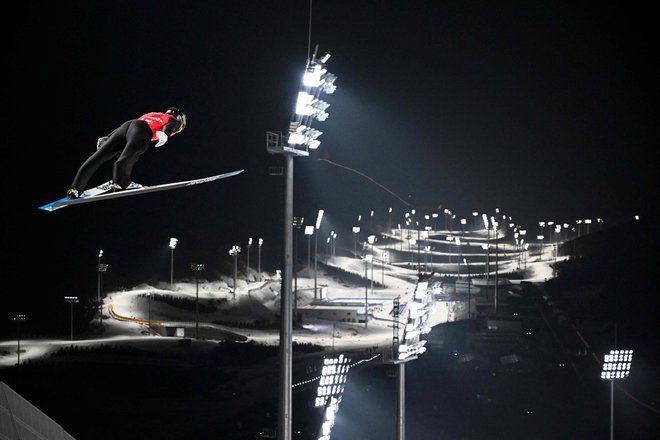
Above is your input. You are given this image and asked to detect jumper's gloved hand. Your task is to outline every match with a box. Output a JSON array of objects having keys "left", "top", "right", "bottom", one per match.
[
  {"left": 97, "top": 136, "right": 109, "bottom": 150},
  {"left": 155, "top": 130, "right": 168, "bottom": 148}
]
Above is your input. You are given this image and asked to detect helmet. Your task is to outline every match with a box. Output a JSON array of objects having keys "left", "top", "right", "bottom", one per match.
[{"left": 166, "top": 107, "right": 187, "bottom": 134}]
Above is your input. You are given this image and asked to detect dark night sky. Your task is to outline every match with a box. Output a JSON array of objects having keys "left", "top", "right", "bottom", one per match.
[{"left": 3, "top": 2, "right": 657, "bottom": 327}]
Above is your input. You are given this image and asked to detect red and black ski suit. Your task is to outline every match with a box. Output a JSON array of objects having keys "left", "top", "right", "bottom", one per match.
[{"left": 70, "top": 112, "right": 183, "bottom": 192}]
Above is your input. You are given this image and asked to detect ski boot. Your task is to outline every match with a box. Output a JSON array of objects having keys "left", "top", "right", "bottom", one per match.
[{"left": 66, "top": 188, "right": 79, "bottom": 200}]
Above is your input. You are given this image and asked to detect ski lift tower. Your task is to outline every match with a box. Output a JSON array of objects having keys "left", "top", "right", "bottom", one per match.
[{"left": 266, "top": 46, "right": 337, "bottom": 440}]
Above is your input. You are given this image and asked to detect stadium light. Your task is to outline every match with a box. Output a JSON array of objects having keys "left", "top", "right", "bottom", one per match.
[
  {"left": 247, "top": 237, "right": 253, "bottom": 276},
  {"left": 315, "top": 355, "right": 350, "bottom": 440},
  {"left": 12, "top": 314, "right": 26, "bottom": 365},
  {"left": 266, "top": 45, "right": 338, "bottom": 440},
  {"left": 258, "top": 238, "right": 264, "bottom": 281},
  {"left": 64, "top": 296, "right": 79, "bottom": 341},
  {"left": 229, "top": 246, "right": 240, "bottom": 297},
  {"left": 314, "top": 210, "right": 324, "bottom": 300},
  {"left": 601, "top": 349, "right": 634, "bottom": 440},
  {"left": 97, "top": 250, "right": 108, "bottom": 327},
  {"left": 169, "top": 238, "right": 178, "bottom": 287},
  {"left": 191, "top": 263, "right": 205, "bottom": 338}
]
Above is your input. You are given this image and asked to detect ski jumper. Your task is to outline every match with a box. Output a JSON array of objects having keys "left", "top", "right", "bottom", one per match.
[{"left": 70, "top": 113, "right": 181, "bottom": 192}]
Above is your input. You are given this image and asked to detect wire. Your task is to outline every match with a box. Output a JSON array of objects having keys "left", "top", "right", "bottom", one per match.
[{"left": 318, "top": 158, "right": 416, "bottom": 208}]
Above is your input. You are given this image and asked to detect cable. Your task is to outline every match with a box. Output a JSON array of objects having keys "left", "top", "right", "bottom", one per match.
[{"left": 318, "top": 158, "right": 416, "bottom": 208}]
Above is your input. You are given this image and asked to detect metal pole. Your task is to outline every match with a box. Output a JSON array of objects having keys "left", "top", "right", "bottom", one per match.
[
  {"left": 396, "top": 362, "right": 405, "bottom": 440},
  {"left": 70, "top": 302, "right": 74, "bottom": 341},
  {"left": 97, "top": 265, "right": 101, "bottom": 326},
  {"left": 294, "top": 229, "right": 298, "bottom": 320},
  {"left": 364, "top": 259, "right": 368, "bottom": 329},
  {"left": 279, "top": 153, "right": 294, "bottom": 440},
  {"left": 234, "top": 252, "right": 238, "bottom": 297},
  {"left": 314, "top": 231, "right": 318, "bottom": 301},
  {"left": 466, "top": 259, "right": 472, "bottom": 320},
  {"left": 16, "top": 321, "right": 21, "bottom": 366},
  {"left": 485, "top": 229, "right": 490, "bottom": 286},
  {"left": 258, "top": 243, "right": 262, "bottom": 282},
  {"left": 495, "top": 229, "right": 499, "bottom": 313},
  {"left": 170, "top": 248, "right": 174, "bottom": 286},
  {"left": 247, "top": 242, "right": 250, "bottom": 276},
  {"left": 610, "top": 380, "right": 614, "bottom": 440},
  {"left": 195, "top": 276, "right": 199, "bottom": 339},
  {"left": 370, "top": 259, "right": 374, "bottom": 297},
  {"left": 307, "top": 233, "right": 311, "bottom": 271}
]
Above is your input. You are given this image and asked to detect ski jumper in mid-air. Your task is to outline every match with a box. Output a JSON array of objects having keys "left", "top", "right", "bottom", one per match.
[{"left": 67, "top": 107, "right": 187, "bottom": 199}]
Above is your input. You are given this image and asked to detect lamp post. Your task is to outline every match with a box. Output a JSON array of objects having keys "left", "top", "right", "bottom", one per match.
[
  {"left": 258, "top": 238, "right": 263, "bottom": 282},
  {"left": 367, "top": 235, "right": 376, "bottom": 296},
  {"left": 314, "top": 210, "right": 324, "bottom": 301},
  {"left": 601, "top": 349, "right": 634, "bottom": 440},
  {"left": 305, "top": 225, "right": 314, "bottom": 271},
  {"left": 97, "top": 249, "right": 108, "bottom": 327},
  {"left": 266, "top": 46, "right": 337, "bottom": 440},
  {"left": 454, "top": 236, "right": 462, "bottom": 278},
  {"left": 191, "top": 263, "right": 204, "bottom": 339},
  {"left": 463, "top": 258, "right": 471, "bottom": 319},
  {"left": 364, "top": 254, "right": 372, "bottom": 329},
  {"left": 585, "top": 218, "right": 592, "bottom": 234},
  {"left": 64, "top": 296, "right": 79, "bottom": 341},
  {"left": 169, "top": 238, "right": 178, "bottom": 287},
  {"left": 493, "top": 222, "right": 499, "bottom": 313},
  {"left": 12, "top": 314, "right": 26, "bottom": 365},
  {"left": 229, "top": 246, "right": 240, "bottom": 298},
  {"left": 352, "top": 226, "right": 360, "bottom": 256},
  {"left": 388, "top": 207, "right": 393, "bottom": 232},
  {"left": 331, "top": 231, "right": 337, "bottom": 257},
  {"left": 246, "top": 238, "right": 253, "bottom": 277}
]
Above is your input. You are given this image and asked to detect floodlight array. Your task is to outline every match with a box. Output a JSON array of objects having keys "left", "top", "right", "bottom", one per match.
[
  {"left": 315, "top": 355, "right": 351, "bottom": 440},
  {"left": 287, "top": 51, "right": 337, "bottom": 151},
  {"left": 396, "top": 279, "right": 435, "bottom": 361},
  {"left": 314, "top": 355, "right": 351, "bottom": 408},
  {"left": 317, "top": 396, "right": 340, "bottom": 440},
  {"left": 601, "top": 349, "right": 633, "bottom": 380}
]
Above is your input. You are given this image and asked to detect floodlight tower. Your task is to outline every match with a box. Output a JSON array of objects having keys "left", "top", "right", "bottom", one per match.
[
  {"left": 389, "top": 207, "right": 393, "bottom": 232},
  {"left": 266, "top": 46, "right": 337, "bottom": 440},
  {"left": 258, "top": 238, "right": 264, "bottom": 281},
  {"left": 169, "top": 238, "right": 178, "bottom": 287},
  {"left": 191, "top": 263, "right": 205, "bottom": 339},
  {"left": 314, "top": 210, "right": 324, "bottom": 300},
  {"left": 352, "top": 226, "right": 360, "bottom": 256},
  {"left": 367, "top": 235, "right": 376, "bottom": 296},
  {"left": 97, "top": 250, "right": 108, "bottom": 326},
  {"left": 364, "top": 254, "right": 372, "bottom": 329},
  {"left": 229, "top": 246, "right": 240, "bottom": 297},
  {"left": 305, "top": 225, "right": 314, "bottom": 270},
  {"left": 12, "top": 314, "right": 26, "bottom": 365},
  {"left": 246, "top": 237, "right": 253, "bottom": 277},
  {"left": 601, "top": 349, "right": 634, "bottom": 440},
  {"left": 64, "top": 296, "right": 79, "bottom": 341}
]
